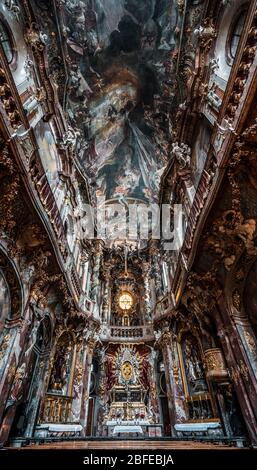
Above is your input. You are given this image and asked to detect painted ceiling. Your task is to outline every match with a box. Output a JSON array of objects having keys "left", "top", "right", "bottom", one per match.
[{"left": 61, "top": 0, "right": 180, "bottom": 203}]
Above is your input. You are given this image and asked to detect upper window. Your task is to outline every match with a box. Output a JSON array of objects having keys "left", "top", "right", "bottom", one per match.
[
  {"left": 119, "top": 292, "right": 133, "bottom": 311},
  {"left": 0, "top": 20, "right": 14, "bottom": 64},
  {"left": 230, "top": 11, "right": 247, "bottom": 59}
]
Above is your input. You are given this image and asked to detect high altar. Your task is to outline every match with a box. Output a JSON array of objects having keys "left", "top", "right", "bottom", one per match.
[{"left": 98, "top": 344, "right": 162, "bottom": 438}]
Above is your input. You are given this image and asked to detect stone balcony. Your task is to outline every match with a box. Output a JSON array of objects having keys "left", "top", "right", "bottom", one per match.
[{"left": 100, "top": 324, "right": 155, "bottom": 342}]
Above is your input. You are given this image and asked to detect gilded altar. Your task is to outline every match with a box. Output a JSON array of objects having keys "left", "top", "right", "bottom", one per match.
[
  {"left": 106, "top": 385, "right": 149, "bottom": 423},
  {"left": 98, "top": 344, "right": 160, "bottom": 436}
]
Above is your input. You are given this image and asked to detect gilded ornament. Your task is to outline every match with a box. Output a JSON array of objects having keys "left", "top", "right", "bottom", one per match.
[
  {"left": 232, "top": 289, "right": 241, "bottom": 311},
  {"left": 243, "top": 331, "right": 257, "bottom": 360},
  {"left": 204, "top": 349, "right": 228, "bottom": 380},
  {"left": 121, "top": 361, "right": 133, "bottom": 381}
]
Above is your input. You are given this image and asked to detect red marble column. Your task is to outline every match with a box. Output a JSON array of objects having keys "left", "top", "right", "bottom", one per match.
[
  {"left": 216, "top": 300, "right": 257, "bottom": 445},
  {"left": 79, "top": 337, "right": 95, "bottom": 435},
  {"left": 0, "top": 308, "right": 32, "bottom": 423},
  {"left": 0, "top": 307, "right": 41, "bottom": 443},
  {"left": 159, "top": 331, "right": 187, "bottom": 436}
]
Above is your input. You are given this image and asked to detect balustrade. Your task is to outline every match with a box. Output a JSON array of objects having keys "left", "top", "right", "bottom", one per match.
[
  {"left": 41, "top": 394, "right": 72, "bottom": 423},
  {"left": 111, "top": 327, "right": 144, "bottom": 338},
  {"left": 100, "top": 325, "right": 154, "bottom": 341}
]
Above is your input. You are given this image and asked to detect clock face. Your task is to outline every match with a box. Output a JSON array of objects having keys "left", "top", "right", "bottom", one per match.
[{"left": 118, "top": 292, "right": 133, "bottom": 311}]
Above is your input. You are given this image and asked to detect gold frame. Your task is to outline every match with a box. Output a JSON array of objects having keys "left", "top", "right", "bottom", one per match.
[
  {"left": 177, "top": 328, "right": 217, "bottom": 419},
  {"left": 118, "top": 291, "right": 134, "bottom": 311}
]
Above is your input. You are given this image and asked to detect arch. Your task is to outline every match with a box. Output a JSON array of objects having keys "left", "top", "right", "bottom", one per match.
[
  {"left": 225, "top": 3, "right": 249, "bottom": 65},
  {"left": 213, "top": 0, "right": 249, "bottom": 82},
  {"left": 0, "top": 12, "right": 17, "bottom": 68}
]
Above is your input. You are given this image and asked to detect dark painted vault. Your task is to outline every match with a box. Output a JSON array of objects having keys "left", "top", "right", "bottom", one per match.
[{"left": 41, "top": 0, "right": 181, "bottom": 204}]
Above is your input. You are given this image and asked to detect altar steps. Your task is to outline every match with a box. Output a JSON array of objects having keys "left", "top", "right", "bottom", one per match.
[{"left": 11, "top": 440, "right": 238, "bottom": 450}]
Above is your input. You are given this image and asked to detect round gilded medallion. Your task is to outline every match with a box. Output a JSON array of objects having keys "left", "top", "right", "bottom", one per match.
[
  {"left": 119, "top": 292, "right": 133, "bottom": 311},
  {"left": 121, "top": 361, "right": 133, "bottom": 381}
]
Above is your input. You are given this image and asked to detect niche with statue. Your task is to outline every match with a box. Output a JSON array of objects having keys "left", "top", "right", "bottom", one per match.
[{"left": 178, "top": 332, "right": 214, "bottom": 421}]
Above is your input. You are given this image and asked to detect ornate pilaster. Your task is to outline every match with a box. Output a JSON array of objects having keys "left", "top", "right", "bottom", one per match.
[
  {"left": 0, "top": 301, "right": 47, "bottom": 443},
  {"left": 101, "top": 263, "right": 112, "bottom": 324},
  {"left": 231, "top": 314, "right": 257, "bottom": 383},
  {"left": 215, "top": 303, "right": 257, "bottom": 445},
  {"left": 156, "top": 327, "right": 187, "bottom": 435},
  {"left": 79, "top": 334, "right": 96, "bottom": 433},
  {"left": 142, "top": 262, "right": 152, "bottom": 323},
  {"left": 149, "top": 240, "right": 163, "bottom": 302},
  {"left": 90, "top": 240, "right": 104, "bottom": 318}
]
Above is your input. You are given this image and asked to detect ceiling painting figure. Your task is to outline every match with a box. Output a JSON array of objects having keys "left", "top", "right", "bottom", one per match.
[{"left": 62, "top": 0, "right": 178, "bottom": 204}]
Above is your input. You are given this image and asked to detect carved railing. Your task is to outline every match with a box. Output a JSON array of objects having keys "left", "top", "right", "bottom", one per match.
[
  {"left": 101, "top": 325, "right": 154, "bottom": 341},
  {"left": 41, "top": 394, "right": 72, "bottom": 423},
  {"left": 111, "top": 326, "right": 143, "bottom": 338},
  {"left": 70, "top": 266, "right": 82, "bottom": 297},
  {"left": 186, "top": 393, "right": 215, "bottom": 421},
  {"left": 183, "top": 169, "right": 213, "bottom": 259}
]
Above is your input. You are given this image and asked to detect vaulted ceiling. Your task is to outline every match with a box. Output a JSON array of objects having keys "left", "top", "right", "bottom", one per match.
[
  {"left": 65, "top": 0, "right": 180, "bottom": 203},
  {"left": 34, "top": 0, "right": 189, "bottom": 204},
  {"left": 33, "top": 0, "right": 208, "bottom": 207}
]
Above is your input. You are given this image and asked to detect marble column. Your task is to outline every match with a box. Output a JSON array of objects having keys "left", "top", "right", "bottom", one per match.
[
  {"left": 232, "top": 315, "right": 257, "bottom": 383},
  {"left": 142, "top": 262, "right": 152, "bottom": 323},
  {"left": 149, "top": 240, "right": 163, "bottom": 302},
  {"left": 216, "top": 301, "right": 257, "bottom": 445},
  {"left": 90, "top": 240, "right": 104, "bottom": 318},
  {"left": 0, "top": 305, "right": 45, "bottom": 443},
  {"left": 0, "top": 306, "right": 32, "bottom": 423},
  {"left": 79, "top": 336, "right": 95, "bottom": 434},
  {"left": 158, "top": 330, "right": 187, "bottom": 436},
  {"left": 70, "top": 338, "right": 85, "bottom": 424},
  {"left": 101, "top": 264, "right": 111, "bottom": 324},
  {"left": 24, "top": 354, "right": 51, "bottom": 438}
]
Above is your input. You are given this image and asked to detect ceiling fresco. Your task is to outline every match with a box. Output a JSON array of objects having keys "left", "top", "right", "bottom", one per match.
[{"left": 60, "top": 0, "right": 180, "bottom": 203}]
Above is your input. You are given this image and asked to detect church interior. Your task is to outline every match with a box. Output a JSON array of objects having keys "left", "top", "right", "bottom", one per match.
[{"left": 0, "top": 0, "right": 257, "bottom": 451}]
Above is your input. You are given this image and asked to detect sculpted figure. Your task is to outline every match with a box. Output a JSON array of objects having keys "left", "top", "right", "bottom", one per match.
[{"left": 171, "top": 142, "right": 191, "bottom": 169}]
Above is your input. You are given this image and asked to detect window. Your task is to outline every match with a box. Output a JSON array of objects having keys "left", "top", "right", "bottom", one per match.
[
  {"left": 119, "top": 292, "right": 133, "bottom": 311},
  {"left": 230, "top": 11, "right": 247, "bottom": 59},
  {"left": 0, "top": 20, "right": 14, "bottom": 64}
]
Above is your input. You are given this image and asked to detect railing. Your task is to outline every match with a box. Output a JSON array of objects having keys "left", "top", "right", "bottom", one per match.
[
  {"left": 41, "top": 394, "right": 72, "bottom": 423},
  {"left": 183, "top": 169, "right": 213, "bottom": 259},
  {"left": 101, "top": 325, "right": 154, "bottom": 341},
  {"left": 29, "top": 153, "right": 67, "bottom": 245},
  {"left": 111, "top": 327, "right": 144, "bottom": 338},
  {"left": 186, "top": 394, "right": 214, "bottom": 421},
  {"left": 8, "top": 435, "right": 250, "bottom": 448}
]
